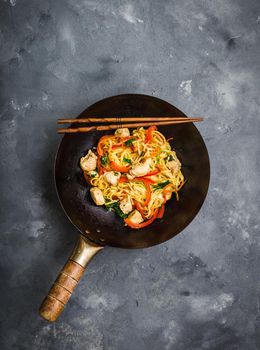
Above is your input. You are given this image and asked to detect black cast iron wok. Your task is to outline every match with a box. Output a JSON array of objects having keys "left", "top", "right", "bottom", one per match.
[{"left": 39, "top": 94, "right": 210, "bottom": 322}]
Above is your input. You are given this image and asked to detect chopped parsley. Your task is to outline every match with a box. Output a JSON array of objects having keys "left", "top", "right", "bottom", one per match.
[
  {"left": 123, "top": 157, "right": 132, "bottom": 164},
  {"left": 124, "top": 138, "right": 135, "bottom": 147},
  {"left": 153, "top": 180, "right": 170, "bottom": 190},
  {"left": 105, "top": 202, "right": 128, "bottom": 218}
]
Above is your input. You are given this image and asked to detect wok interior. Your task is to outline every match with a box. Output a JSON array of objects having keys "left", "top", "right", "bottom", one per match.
[{"left": 55, "top": 94, "right": 210, "bottom": 248}]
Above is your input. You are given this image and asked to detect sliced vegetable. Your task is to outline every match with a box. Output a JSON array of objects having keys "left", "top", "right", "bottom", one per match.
[
  {"left": 153, "top": 180, "right": 170, "bottom": 190},
  {"left": 119, "top": 176, "right": 128, "bottom": 183},
  {"left": 97, "top": 135, "right": 114, "bottom": 156},
  {"left": 88, "top": 171, "right": 98, "bottom": 178},
  {"left": 136, "top": 177, "right": 155, "bottom": 184},
  {"left": 97, "top": 156, "right": 104, "bottom": 174},
  {"left": 120, "top": 136, "right": 135, "bottom": 142},
  {"left": 155, "top": 150, "right": 171, "bottom": 163},
  {"left": 112, "top": 136, "right": 137, "bottom": 150},
  {"left": 157, "top": 205, "right": 165, "bottom": 219},
  {"left": 124, "top": 138, "right": 135, "bottom": 147},
  {"left": 83, "top": 171, "right": 98, "bottom": 181},
  {"left": 145, "top": 126, "right": 157, "bottom": 143},
  {"left": 133, "top": 200, "right": 146, "bottom": 219},
  {"left": 101, "top": 154, "right": 108, "bottom": 166},
  {"left": 151, "top": 147, "right": 161, "bottom": 157},
  {"left": 125, "top": 208, "right": 159, "bottom": 229},
  {"left": 110, "top": 161, "right": 130, "bottom": 173},
  {"left": 123, "top": 157, "right": 132, "bottom": 165},
  {"left": 105, "top": 202, "right": 129, "bottom": 219},
  {"left": 143, "top": 169, "right": 159, "bottom": 177},
  {"left": 111, "top": 145, "right": 124, "bottom": 150}
]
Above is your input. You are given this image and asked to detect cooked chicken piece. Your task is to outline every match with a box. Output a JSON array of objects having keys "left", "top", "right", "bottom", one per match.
[
  {"left": 157, "top": 193, "right": 164, "bottom": 201},
  {"left": 103, "top": 171, "right": 121, "bottom": 186},
  {"left": 164, "top": 191, "right": 172, "bottom": 201},
  {"left": 119, "top": 197, "right": 133, "bottom": 214},
  {"left": 80, "top": 150, "right": 97, "bottom": 172},
  {"left": 129, "top": 158, "right": 152, "bottom": 177},
  {"left": 90, "top": 187, "right": 105, "bottom": 206},
  {"left": 167, "top": 158, "right": 181, "bottom": 175},
  {"left": 126, "top": 173, "right": 135, "bottom": 180},
  {"left": 114, "top": 128, "right": 130, "bottom": 137},
  {"left": 157, "top": 192, "right": 170, "bottom": 202},
  {"left": 163, "top": 183, "right": 174, "bottom": 201},
  {"left": 128, "top": 210, "right": 143, "bottom": 224}
]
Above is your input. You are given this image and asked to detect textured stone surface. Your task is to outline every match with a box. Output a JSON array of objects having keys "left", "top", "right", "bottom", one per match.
[{"left": 0, "top": 0, "right": 260, "bottom": 349}]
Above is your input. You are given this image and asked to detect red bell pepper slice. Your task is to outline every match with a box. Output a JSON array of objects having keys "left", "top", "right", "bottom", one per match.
[
  {"left": 143, "top": 169, "right": 160, "bottom": 177},
  {"left": 136, "top": 177, "right": 155, "bottom": 184},
  {"left": 118, "top": 176, "right": 129, "bottom": 183},
  {"left": 133, "top": 200, "right": 146, "bottom": 219},
  {"left": 110, "top": 161, "right": 130, "bottom": 173},
  {"left": 97, "top": 156, "right": 103, "bottom": 174},
  {"left": 97, "top": 135, "right": 115, "bottom": 156},
  {"left": 145, "top": 126, "right": 157, "bottom": 143},
  {"left": 157, "top": 204, "right": 165, "bottom": 219}
]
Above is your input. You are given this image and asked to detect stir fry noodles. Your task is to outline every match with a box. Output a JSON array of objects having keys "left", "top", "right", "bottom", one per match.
[{"left": 80, "top": 126, "right": 185, "bottom": 229}]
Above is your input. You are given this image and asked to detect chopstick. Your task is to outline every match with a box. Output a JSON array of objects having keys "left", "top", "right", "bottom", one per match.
[
  {"left": 57, "top": 118, "right": 203, "bottom": 134},
  {"left": 57, "top": 116, "right": 202, "bottom": 124}
]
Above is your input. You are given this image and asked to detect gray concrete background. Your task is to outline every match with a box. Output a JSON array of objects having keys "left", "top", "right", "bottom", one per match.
[{"left": 0, "top": 0, "right": 260, "bottom": 349}]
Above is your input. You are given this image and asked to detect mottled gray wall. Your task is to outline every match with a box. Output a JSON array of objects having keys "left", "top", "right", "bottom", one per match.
[{"left": 0, "top": 0, "right": 260, "bottom": 349}]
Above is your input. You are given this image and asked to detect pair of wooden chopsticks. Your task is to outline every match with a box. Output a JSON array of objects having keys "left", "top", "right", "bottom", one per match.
[{"left": 57, "top": 116, "right": 203, "bottom": 134}]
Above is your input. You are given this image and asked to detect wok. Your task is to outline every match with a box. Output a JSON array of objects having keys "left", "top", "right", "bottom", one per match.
[{"left": 39, "top": 94, "right": 210, "bottom": 322}]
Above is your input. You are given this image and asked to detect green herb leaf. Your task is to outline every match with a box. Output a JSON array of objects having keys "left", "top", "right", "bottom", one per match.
[
  {"left": 123, "top": 157, "right": 132, "bottom": 164},
  {"left": 105, "top": 201, "right": 118, "bottom": 208},
  {"left": 124, "top": 138, "right": 135, "bottom": 147},
  {"left": 153, "top": 180, "right": 170, "bottom": 190},
  {"left": 168, "top": 155, "right": 174, "bottom": 161},
  {"left": 101, "top": 154, "right": 108, "bottom": 166},
  {"left": 105, "top": 202, "right": 128, "bottom": 218}
]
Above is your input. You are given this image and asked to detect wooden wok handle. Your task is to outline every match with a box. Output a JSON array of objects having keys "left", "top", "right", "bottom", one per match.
[{"left": 39, "top": 235, "right": 103, "bottom": 322}]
